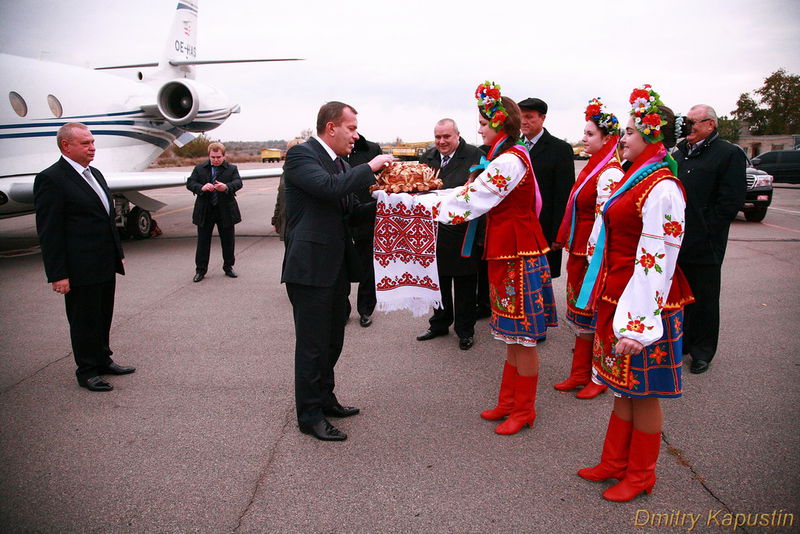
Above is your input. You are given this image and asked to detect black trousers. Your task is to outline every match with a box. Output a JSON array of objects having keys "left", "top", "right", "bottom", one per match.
[
  {"left": 429, "top": 273, "right": 477, "bottom": 338},
  {"left": 476, "top": 258, "right": 491, "bottom": 316},
  {"left": 64, "top": 280, "right": 116, "bottom": 380},
  {"left": 286, "top": 266, "right": 349, "bottom": 427},
  {"left": 354, "top": 237, "right": 376, "bottom": 317},
  {"left": 679, "top": 262, "right": 722, "bottom": 363},
  {"left": 195, "top": 206, "right": 235, "bottom": 273}
]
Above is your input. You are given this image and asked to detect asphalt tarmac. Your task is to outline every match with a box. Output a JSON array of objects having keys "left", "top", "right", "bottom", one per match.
[{"left": 1, "top": 167, "right": 799, "bottom": 533}]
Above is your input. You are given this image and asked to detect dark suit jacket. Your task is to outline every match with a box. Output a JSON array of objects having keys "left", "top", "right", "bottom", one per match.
[
  {"left": 420, "top": 138, "right": 485, "bottom": 275},
  {"left": 281, "top": 137, "right": 377, "bottom": 287},
  {"left": 186, "top": 160, "right": 243, "bottom": 227},
  {"left": 34, "top": 157, "right": 125, "bottom": 286},
  {"left": 528, "top": 128, "right": 575, "bottom": 275},
  {"left": 349, "top": 135, "right": 384, "bottom": 241},
  {"left": 673, "top": 130, "right": 746, "bottom": 265}
]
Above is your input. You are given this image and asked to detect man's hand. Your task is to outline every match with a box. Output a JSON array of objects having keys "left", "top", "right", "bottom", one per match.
[
  {"left": 368, "top": 154, "right": 395, "bottom": 173},
  {"left": 52, "top": 278, "right": 70, "bottom": 295},
  {"left": 615, "top": 337, "right": 644, "bottom": 355},
  {"left": 201, "top": 183, "right": 215, "bottom": 192},
  {"left": 213, "top": 182, "right": 228, "bottom": 192}
]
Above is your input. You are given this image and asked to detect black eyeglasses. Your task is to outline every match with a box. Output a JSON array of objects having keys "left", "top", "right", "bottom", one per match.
[{"left": 686, "top": 118, "right": 712, "bottom": 127}]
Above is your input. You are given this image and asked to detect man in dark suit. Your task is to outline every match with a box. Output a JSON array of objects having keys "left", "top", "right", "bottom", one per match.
[
  {"left": 416, "top": 119, "right": 484, "bottom": 350},
  {"left": 282, "top": 101, "right": 392, "bottom": 441},
  {"left": 348, "top": 133, "right": 384, "bottom": 328},
  {"left": 186, "top": 142, "right": 243, "bottom": 282},
  {"left": 518, "top": 98, "right": 575, "bottom": 278},
  {"left": 673, "top": 104, "right": 746, "bottom": 374},
  {"left": 34, "top": 123, "right": 135, "bottom": 392}
]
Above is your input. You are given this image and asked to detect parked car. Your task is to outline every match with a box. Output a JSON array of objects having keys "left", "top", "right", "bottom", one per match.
[
  {"left": 741, "top": 165, "right": 773, "bottom": 222},
  {"left": 751, "top": 149, "right": 800, "bottom": 184}
]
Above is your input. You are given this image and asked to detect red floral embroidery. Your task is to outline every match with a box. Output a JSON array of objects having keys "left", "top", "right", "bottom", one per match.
[
  {"left": 620, "top": 312, "right": 653, "bottom": 334},
  {"left": 448, "top": 211, "right": 470, "bottom": 225},
  {"left": 663, "top": 214, "right": 683, "bottom": 238},
  {"left": 650, "top": 345, "right": 668, "bottom": 365},
  {"left": 635, "top": 247, "right": 665, "bottom": 274},
  {"left": 489, "top": 171, "right": 510, "bottom": 191}
]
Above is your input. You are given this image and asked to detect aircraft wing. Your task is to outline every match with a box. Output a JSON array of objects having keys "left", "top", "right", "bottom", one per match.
[{"left": 1, "top": 167, "right": 283, "bottom": 218}]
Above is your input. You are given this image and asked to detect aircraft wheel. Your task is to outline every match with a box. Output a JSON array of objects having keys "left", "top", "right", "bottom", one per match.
[{"left": 127, "top": 207, "right": 152, "bottom": 239}]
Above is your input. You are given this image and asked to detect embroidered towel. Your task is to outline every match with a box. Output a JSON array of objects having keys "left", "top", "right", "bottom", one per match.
[{"left": 373, "top": 190, "right": 442, "bottom": 317}]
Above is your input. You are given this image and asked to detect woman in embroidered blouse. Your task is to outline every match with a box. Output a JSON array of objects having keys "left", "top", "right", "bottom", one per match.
[
  {"left": 576, "top": 85, "right": 693, "bottom": 502},
  {"left": 431, "top": 82, "right": 557, "bottom": 435},
  {"left": 552, "top": 98, "right": 623, "bottom": 400}
]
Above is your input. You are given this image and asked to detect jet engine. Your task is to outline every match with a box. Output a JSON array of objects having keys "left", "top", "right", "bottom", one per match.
[{"left": 156, "top": 79, "right": 235, "bottom": 132}]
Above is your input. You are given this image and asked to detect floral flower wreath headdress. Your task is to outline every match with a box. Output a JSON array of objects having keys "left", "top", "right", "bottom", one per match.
[
  {"left": 475, "top": 81, "right": 507, "bottom": 131},
  {"left": 629, "top": 84, "right": 667, "bottom": 143},
  {"left": 584, "top": 97, "right": 619, "bottom": 136}
]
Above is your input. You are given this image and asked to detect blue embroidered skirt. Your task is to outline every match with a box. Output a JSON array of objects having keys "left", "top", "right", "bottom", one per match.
[
  {"left": 489, "top": 255, "right": 558, "bottom": 346},
  {"left": 593, "top": 301, "right": 683, "bottom": 398}
]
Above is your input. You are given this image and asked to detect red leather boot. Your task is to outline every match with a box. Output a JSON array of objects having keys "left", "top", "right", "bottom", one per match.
[
  {"left": 578, "top": 412, "right": 632, "bottom": 481},
  {"left": 554, "top": 336, "right": 592, "bottom": 391},
  {"left": 495, "top": 374, "right": 537, "bottom": 435},
  {"left": 603, "top": 428, "right": 661, "bottom": 502},
  {"left": 576, "top": 381, "right": 607, "bottom": 399},
  {"left": 481, "top": 361, "right": 517, "bottom": 420}
]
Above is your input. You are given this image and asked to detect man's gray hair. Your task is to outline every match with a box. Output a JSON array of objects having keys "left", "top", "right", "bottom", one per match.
[
  {"left": 437, "top": 118, "right": 459, "bottom": 134},
  {"left": 691, "top": 104, "right": 718, "bottom": 124},
  {"left": 56, "top": 122, "right": 90, "bottom": 150}
]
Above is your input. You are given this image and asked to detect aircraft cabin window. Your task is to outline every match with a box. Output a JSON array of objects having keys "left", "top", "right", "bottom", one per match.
[
  {"left": 9, "top": 91, "right": 27, "bottom": 117},
  {"left": 47, "top": 94, "right": 63, "bottom": 118}
]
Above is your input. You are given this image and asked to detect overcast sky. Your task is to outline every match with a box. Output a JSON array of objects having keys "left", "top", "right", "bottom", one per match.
[{"left": 1, "top": 0, "right": 798, "bottom": 145}]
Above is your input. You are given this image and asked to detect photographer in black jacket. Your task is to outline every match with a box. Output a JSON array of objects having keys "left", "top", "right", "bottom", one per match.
[{"left": 673, "top": 104, "right": 746, "bottom": 374}]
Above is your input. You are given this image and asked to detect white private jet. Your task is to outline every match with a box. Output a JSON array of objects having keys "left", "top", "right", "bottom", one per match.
[{"left": 0, "top": 0, "right": 293, "bottom": 237}]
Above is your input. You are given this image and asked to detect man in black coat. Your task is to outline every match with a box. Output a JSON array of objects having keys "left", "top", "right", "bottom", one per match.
[
  {"left": 282, "top": 101, "right": 392, "bottom": 441},
  {"left": 34, "top": 123, "right": 135, "bottom": 392},
  {"left": 416, "top": 119, "right": 485, "bottom": 350},
  {"left": 673, "top": 104, "right": 746, "bottom": 374},
  {"left": 518, "top": 98, "right": 575, "bottom": 278},
  {"left": 348, "top": 134, "right": 384, "bottom": 328},
  {"left": 186, "top": 142, "right": 243, "bottom": 282}
]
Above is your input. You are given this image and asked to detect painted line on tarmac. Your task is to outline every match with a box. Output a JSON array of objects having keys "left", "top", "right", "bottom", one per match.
[
  {"left": 761, "top": 222, "right": 800, "bottom": 234},
  {"left": 768, "top": 207, "right": 800, "bottom": 215},
  {"left": 153, "top": 205, "right": 193, "bottom": 218}
]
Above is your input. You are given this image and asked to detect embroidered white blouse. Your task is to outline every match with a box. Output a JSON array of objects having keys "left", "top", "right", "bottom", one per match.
[
  {"left": 430, "top": 152, "right": 528, "bottom": 224},
  {"left": 586, "top": 179, "right": 686, "bottom": 346}
]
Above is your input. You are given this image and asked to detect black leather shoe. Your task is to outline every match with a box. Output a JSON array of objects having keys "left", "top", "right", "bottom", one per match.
[
  {"left": 359, "top": 314, "right": 372, "bottom": 328},
  {"left": 459, "top": 336, "right": 474, "bottom": 350},
  {"left": 78, "top": 376, "right": 113, "bottom": 392},
  {"left": 100, "top": 362, "right": 136, "bottom": 375},
  {"left": 416, "top": 329, "right": 448, "bottom": 341},
  {"left": 323, "top": 404, "right": 360, "bottom": 418},
  {"left": 224, "top": 268, "right": 238, "bottom": 278},
  {"left": 690, "top": 359, "right": 709, "bottom": 374},
  {"left": 193, "top": 272, "right": 205, "bottom": 283},
  {"left": 299, "top": 419, "right": 347, "bottom": 441}
]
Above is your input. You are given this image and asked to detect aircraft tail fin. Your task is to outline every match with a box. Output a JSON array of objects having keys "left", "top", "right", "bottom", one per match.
[{"left": 159, "top": 0, "right": 199, "bottom": 79}]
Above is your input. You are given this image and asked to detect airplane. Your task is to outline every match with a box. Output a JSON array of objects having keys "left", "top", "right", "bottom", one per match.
[{"left": 0, "top": 0, "right": 295, "bottom": 238}]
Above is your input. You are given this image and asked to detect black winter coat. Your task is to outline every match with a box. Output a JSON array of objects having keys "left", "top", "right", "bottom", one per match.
[{"left": 673, "top": 130, "right": 746, "bottom": 265}]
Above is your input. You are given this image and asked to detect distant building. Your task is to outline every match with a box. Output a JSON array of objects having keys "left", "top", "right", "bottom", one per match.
[{"left": 737, "top": 124, "right": 800, "bottom": 158}]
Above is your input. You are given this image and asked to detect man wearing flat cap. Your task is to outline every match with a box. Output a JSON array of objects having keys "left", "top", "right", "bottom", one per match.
[{"left": 518, "top": 97, "right": 575, "bottom": 278}]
